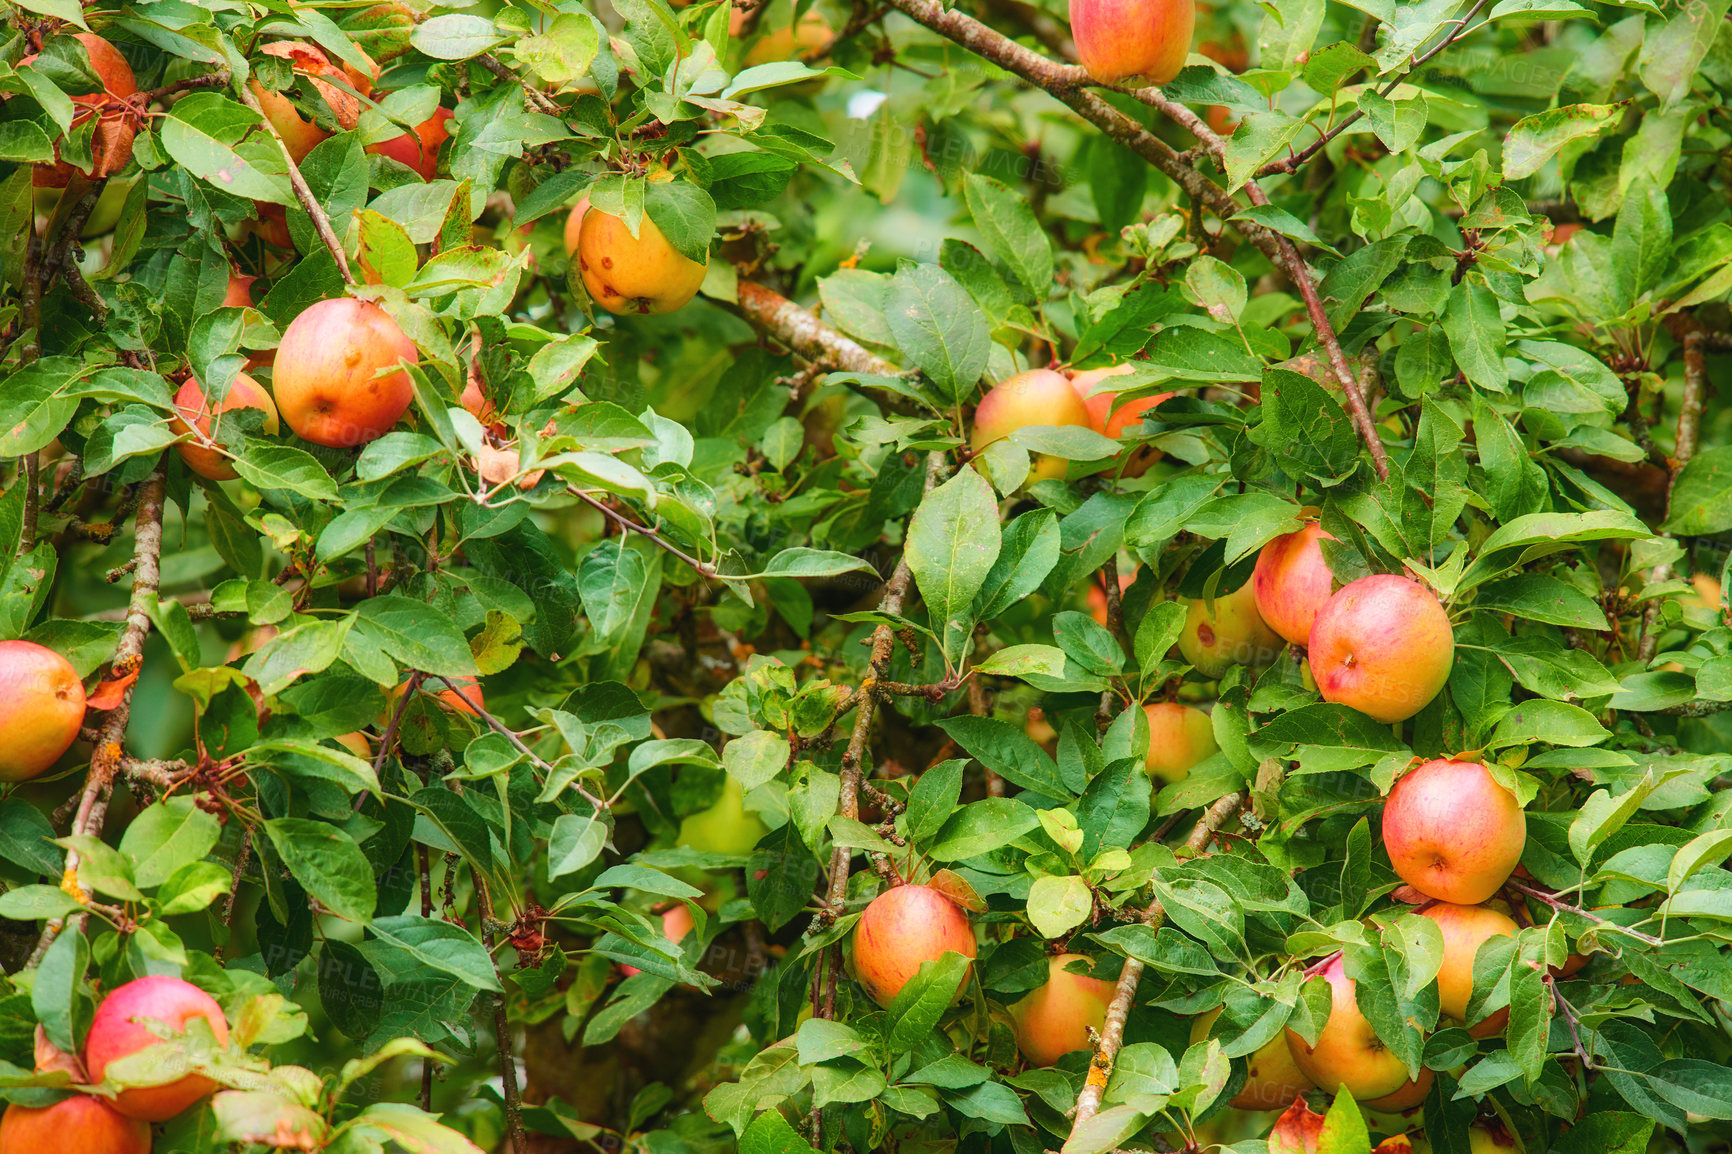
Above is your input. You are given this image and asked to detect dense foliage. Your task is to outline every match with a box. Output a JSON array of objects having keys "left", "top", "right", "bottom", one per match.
[{"left": 1, "top": 0, "right": 1730, "bottom": 1151}]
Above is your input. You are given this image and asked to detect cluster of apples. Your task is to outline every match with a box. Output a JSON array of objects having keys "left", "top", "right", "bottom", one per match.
[
  {"left": 0, "top": 976, "right": 229, "bottom": 1153},
  {"left": 840, "top": 754, "right": 1531, "bottom": 1130}
]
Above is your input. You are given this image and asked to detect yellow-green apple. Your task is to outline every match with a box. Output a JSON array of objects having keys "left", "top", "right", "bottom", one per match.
[
  {"left": 1414, "top": 901, "right": 1516, "bottom": 1036},
  {"left": 1179, "top": 580, "right": 1282, "bottom": 677},
  {"left": 273, "top": 298, "right": 418, "bottom": 448},
  {"left": 851, "top": 883, "right": 976, "bottom": 1007},
  {"left": 1251, "top": 521, "right": 1335, "bottom": 646},
  {"left": 1190, "top": 1008, "right": 1315, "bottom": 1111},
  {"left": 1070, "top": 0, "right": 1194, "bottom": 84},
  {"left": 366, "top": 107, "right": 453, "bottom": 181},
  {"left": 0, "top": 641, "right": 86, "bottom": 781},
  {"left": 170, "top": 373, "right": 280, "bottom": 481},
  {"left": 0, "top": 1095, "right": 149, "bottom": 1154},
  {"left": 576, "top": 198, "right": 708, "bottom": 315},
  {"left": 1382, "top": 759, "right": 1525, "bottom": 905},
  {"left": 1010, "top": 954, "right": 1116, "bottom": 1066},
  {"left": 970, "top": 369, "right": 1093, "bottom": 485},
  {"left": 1142, "top": 702, "right": 1218, "bottom": 782},
  {"left": 676, "top": 776, "right": 769, "bottom": 855},
  {"left": 249, "top": 41, "right": 363, "bottom": 163},
  {"left": 27, "top": 34, "right": 137, "bottom": 186},
  {"left": 84, "top": 975, "right": 229, "bottom": 1121},
  {"left": 1284, "top": 955, "right": 1420, "bottom": 1103},
  {"left": 1308, "top": 575, "right": 1453, "bottom": 723}
]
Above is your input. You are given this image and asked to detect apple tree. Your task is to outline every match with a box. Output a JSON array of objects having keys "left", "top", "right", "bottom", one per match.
[{"left": 0, "top": 0, "right": 1730, "bottom": 1150}]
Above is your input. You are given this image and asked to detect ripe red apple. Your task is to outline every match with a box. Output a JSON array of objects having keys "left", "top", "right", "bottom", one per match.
[
  {"left": 273, "top": 298, "right": 418, "bottom": 448},
  {"left": 1284, "top": 955, "right": 1419, "bottom": 1103},
  {"left": 1010, "top": 953, "right": 1116, "bottom": 1066},
  {"left": 1383, "top": 759, "right": 1526, "bottom": 905},
  {"left": 576, "top": 204, "right": 709, "bottom": 315},
  {"left": 27, "top": 34, "right": 137, "bottom": 186},
  {"left": 1179, "top": 580, "right": 1282, "bottom": 678},
  {"left": 622, "top": 904, "right": 696, "bottom": 978},
  {"left": 1414, "top": 901, "right": 1516, "bottom": 1037},
  {"left": 1070, "top": 0, "right": 1195, "bottom": 84},
  {"left": 851, "top": 884, "right": 976, "bottom": 1007},
  {"left": 1142, "top": 702, "right": 1218, "bottom": 783},
  {"left": 1072, "top": 364, "right": 1175, "bottom": 478},
  {"left": 1308, "top": 575, "right": 1453, "bottom": 723},
  {"left": 0, "top": 640, "right": 86, "bottom": 782},
  {"left": 170, "top": 374, "right": 280, "bottom": 481},
  {"left": 0, "top": 1095, "right": 150, "bottom": 1154},
  {"left": 971, "top": 369, "right": 1093, "bottom": 485},
  {"left": 562, "top": 195, "right": 592, "bottom": 257},
  {"left": 249, "top": 42, "right": 363, "bottom": 163},
  {"left": 366, "top": 108, "right": 453, "bottom": 181},
  {"left": 1251, "top": 521, "right": 1335, "bottom": 646},
  {"left": 84, "top": 975, "right": 230, "bottom": 1121},
  {"left": 1189, "top": 1008, "right": 1314, "bottom": 1111}
]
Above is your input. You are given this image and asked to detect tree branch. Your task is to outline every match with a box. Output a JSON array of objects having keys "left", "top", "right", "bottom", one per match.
[
  {"left": 475, "top": 871, "right": 528, "bottom": 1154},
  {"left": 1068, "top": 792, "right": 1245, "bottom": 1139},
  {"left": 237, "top": 86, "right": 355, "bottom": 284},
  {"left": 570, "top": 489, "right": 719, "bottom": 579},
  {"left": 1638, "top": 322, "right": 1707, "bottom": 663},
  {"left": 478, "top": 54, "right": 563, "bottom": 116},
  {"left": 30, "top": 470, "right": 168, "bottom": 966},
  {"left": 426, "top": 676, "right": 608, "bottom": 812},
  {"left": 732, "top": 280, "right": 901, "bottom": 376},
  {"left": 866, "top": 0, "right": 1390, "bottom": 478}
]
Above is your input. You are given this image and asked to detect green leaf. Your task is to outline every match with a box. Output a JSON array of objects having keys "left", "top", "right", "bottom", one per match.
[
  {"left": 905, "top": 465, "right": 1001, "bottom": 663},
  {"left": 1489, "top": 699, "right": 1610, "bottom": 749},
  {"left": 1026, "top": 875, "right": 1092, "bottom": 938},
  {"left": 887, "top": 950, "right": 971, "bottom": 1050},
  {"left": 354, "top": 596, "right": 480, "bottom": 678},
  {"left": 118, "top": 796, "right": 222, "bottom": 890},
  {"left": 368, "top": 914, "right": 501, "bottom": 991},
  {"left": 231, "top": 443, "right": 338, "bottom": 500},
  {"left": 160, "top": 93, "right": 294, "bottom": 205},
  {"left": 1502, "top": 103, "right": 1623, "bottom": 180},
  {"left": 929, "top": 798, "right": 1040, "bottom": 861},
  {"left": 963, "top": 173, "right": 1053, "bottom": 298},
  {"left": 883, "top": 263, "right": 990, "bottom": 404},
  {"left": 263, "top": 818, "right": 377, "bottom": 922},
  {"left": 1662, "top": 446, "right": 1732, "bottom": 534}
]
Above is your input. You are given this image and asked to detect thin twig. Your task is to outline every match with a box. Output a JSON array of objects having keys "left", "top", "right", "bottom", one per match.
[
  {"left": 477, "top": 54, "right": 563, "bottom": 116},
  {"left": 732, "top": 280, "right": 901, "bottom": 376},
  {"left": 475, "top": 871, "right": 528, "bottom": 1154},
  {"left": 237, "top": 86, "right": 355, "bottom": 284},
  {"left": 1638, "top": 322, "right": 1707, "bottom": 663},
  {"left": 29, "top": 471, "right": 168, "bottom": 966},
  {"left": 1504, "top": 877, "right": 1665, "bottom": 948},
  {"left": 569, "top": 489, "right": 717, "bottom": 579},
  {"left": 137, "top": 70, "right": 231, "bottom": 107},
  {"left": 1068, "top": 792, "right": 1245, "bottom": 1139},
  {"left": 426, "top": 676, "right": 608, "bottom": 812}
]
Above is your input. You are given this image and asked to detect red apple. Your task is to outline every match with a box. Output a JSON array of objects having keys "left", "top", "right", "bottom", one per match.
[
  {"left": 1285, "top": 955, "right": 1421, "bottom": 1103},
  {"left": 170, "top": 373, "right": 280, "bottom": 481},
  {"left": 273, "top": 298, "right": 418, "bottom": 448},
  {"left": 1070, "top": 0, "right": 1195, "bottom": 84},
  {"left": 249, "top": 42, "right": 363, "bottom": 163},
  {"left": 0, "top": 1095, "right": 150, "bottom": 1154},
  {"left": 1383, "top": 759, "right": 1526, "bottom": 905},
  {"left": 1308, "top": 575, "right": 1453, "bottom": 723},
  {"left": 1072, "top": 364, "right": 1175, "bottom": 478},
  {"left": 971, "top": 369, "right": 1094, "bottom": 485},
  {"left": 1010, "top": 954, "right": 1116, "bottom": 1066},
  {"left": 84, "top": 975, "right": 230, "bottom": 1121},
  {"left": 0, "top": 640, "right": 87, "bottom": 782},
  {"left": 366, "top": 108, "right": 453, "bottom": 181},
  {"left": 1251, "top": 521, "right": 1335, "bottom": 647},
  {"left": 851, "top": 884, "right": 976, "bottom": 1007},
  {"left": 1414, "top": 901, "right": 1516, "bottom": 1037}
]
